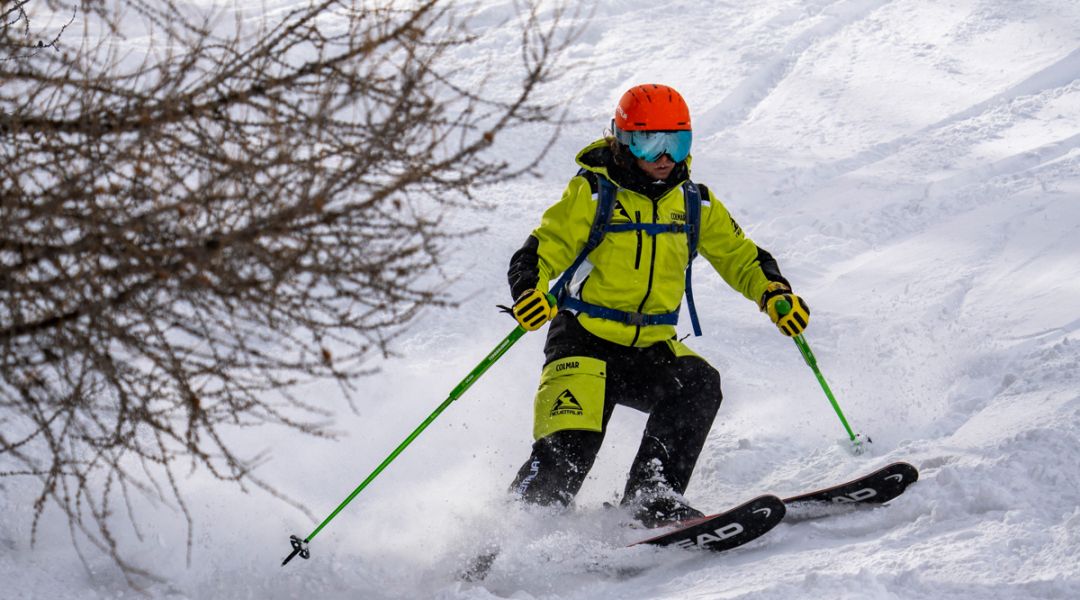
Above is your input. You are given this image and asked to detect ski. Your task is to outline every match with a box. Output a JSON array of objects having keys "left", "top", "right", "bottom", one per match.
[
  {"left": 630, "top": 462, "right": 919, "bottom": 553},
  {"left": 783, "top": 461, "right": 919, "bottom": 520},
  {"left": 630, "top": 494, "right": 786, "bottom": 552},
  {"left": 460, "top": 463, "right": 918, "bottom": 581},
  {"left": 459, "top": 495, "right": 786, "bottom": 581}
]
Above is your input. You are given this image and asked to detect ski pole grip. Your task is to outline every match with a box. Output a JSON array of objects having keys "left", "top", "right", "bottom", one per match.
[{"left": 775, "top": 299, "right": 792, "bottom": 316}]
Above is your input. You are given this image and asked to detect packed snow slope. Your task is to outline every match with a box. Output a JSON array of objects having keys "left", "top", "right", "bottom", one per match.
[{"left": 3, "top": 0, "right": 1080, "bottom": 598}]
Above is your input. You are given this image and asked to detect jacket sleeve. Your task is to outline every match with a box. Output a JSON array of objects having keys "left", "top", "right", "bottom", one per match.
[
  {"left": 696, "top": 185, "right": 790, "bottom": 305},
  {"left": 506, "top": 175, "right": 595, "bottom": 300}
]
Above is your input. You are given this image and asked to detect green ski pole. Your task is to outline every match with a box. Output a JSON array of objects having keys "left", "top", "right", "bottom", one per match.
[
  {"left": 281, "top": 324, "right": 528, "bottom": 566},
  {"left": 776, "top": 300, "right": 869, "bottom": 454}
]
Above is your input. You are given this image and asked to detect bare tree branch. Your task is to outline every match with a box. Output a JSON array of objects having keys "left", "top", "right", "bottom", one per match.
[{"left": 1, "top": 0, "right": 580, "bottom": 585}]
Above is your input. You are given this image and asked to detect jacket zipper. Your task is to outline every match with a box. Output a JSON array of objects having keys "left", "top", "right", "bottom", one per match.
[
  {"left": 630, "top": 200, "right": 660, "bottom": 346},
  {"left": 634, "top": 211, "right": 642, "bottom": 269}
]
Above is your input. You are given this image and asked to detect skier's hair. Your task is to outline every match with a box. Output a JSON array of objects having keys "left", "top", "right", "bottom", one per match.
[{"left": 605, "top": 134, "right": 635, "bottom": 169}]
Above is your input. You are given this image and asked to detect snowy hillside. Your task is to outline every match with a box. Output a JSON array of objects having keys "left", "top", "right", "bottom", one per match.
[{"left": 3, "top": 0, "right": 1079, "bottom": 598}]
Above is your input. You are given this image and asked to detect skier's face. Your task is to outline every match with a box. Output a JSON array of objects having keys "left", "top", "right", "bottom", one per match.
[{"left": 636, "top": 153, "right": 675, "bottom": 181}]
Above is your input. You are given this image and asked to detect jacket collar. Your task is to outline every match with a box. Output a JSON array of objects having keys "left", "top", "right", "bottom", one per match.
[{"left": 575, "top": 139, "right": 690, "bottom": 200}]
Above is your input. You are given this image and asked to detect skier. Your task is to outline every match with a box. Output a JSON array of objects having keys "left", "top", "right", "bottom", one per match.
[{"left": 504, "top": 83, "right": 811, "bottom": 527}]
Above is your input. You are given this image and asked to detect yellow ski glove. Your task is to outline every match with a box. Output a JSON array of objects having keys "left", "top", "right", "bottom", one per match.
[
  {"left": 760, "top": 282, "right": 810, "bottom": 337},
  {"left": 511, "top": 289, "right": 558, "bottom": 331}
]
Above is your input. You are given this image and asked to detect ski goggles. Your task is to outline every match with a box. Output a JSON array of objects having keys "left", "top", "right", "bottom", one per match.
[{"left": 614, "top": 127, "right": 692, "bottom": 163}]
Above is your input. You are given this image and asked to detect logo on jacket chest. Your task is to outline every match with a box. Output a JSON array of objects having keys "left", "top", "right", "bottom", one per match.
[{"left": 611, "top": 202, "right": 686, "bottom": 225}]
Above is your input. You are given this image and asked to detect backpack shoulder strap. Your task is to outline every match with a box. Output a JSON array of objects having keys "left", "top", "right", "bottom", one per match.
[
  {"left": 683, "top": 181, "right": 703, "bottom": 258},
  {"left": 591, "top": 174, "right": 617, "bottom": 243},
  {"left": 550, "top": 171, "right": 616, "bottom": 301},
  {"left": 576, "top": 167, "right": 601, "bottom": 195},
  {"left": 682, "top": 180, "right": 704, "bottom": 336}
]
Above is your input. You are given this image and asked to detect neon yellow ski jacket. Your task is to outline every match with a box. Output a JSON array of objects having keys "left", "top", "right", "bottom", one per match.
[{"left": 528, "top": 140, "right": 782, "bottom": 347}]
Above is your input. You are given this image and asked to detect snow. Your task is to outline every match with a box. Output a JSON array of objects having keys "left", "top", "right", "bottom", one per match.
[{"left": 3, "top": 0, "right": 1080, "bottom": 598}]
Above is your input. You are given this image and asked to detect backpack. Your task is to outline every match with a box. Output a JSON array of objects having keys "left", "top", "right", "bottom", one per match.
[{"left": 550, "top": 172, "right": 704, "bottom": 337}]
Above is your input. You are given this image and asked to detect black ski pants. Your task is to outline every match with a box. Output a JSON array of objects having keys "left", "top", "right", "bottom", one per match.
[{"left": 510, "top": 313, "right": 723, "bottom": 507}]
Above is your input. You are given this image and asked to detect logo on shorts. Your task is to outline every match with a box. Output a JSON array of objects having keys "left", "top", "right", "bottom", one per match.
[{"left": 550, "top": 389, "right": 583, "bottom": 417}]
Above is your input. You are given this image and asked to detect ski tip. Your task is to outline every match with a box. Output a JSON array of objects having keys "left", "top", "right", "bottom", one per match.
[
  {"left": 694, "top": 494, "right": 787, "bottom": 525},
  {"left": 890, "top": 461, "right": 920, "bottom": 484}
]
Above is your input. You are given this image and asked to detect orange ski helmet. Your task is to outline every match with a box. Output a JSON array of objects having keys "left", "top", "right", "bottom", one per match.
[
  {"left": 613, "top": 84, "right": 691, "bottom": 131},
  {"left": 613, "top": 84, "right": 692, "bottom": 162}
]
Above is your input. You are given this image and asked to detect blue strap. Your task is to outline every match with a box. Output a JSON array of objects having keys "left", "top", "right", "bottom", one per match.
[
  {"left": 682, "top": 182, "right": 703, "bottom": 337},
  {"left": 549, "top": 175, "right": 616, "bottom": 303},
  {"left": 605, "top": 222, "right": 687, "bottom": 236},
  {"left": 561, "top": 297, "right": 680, "bottom": 327}
]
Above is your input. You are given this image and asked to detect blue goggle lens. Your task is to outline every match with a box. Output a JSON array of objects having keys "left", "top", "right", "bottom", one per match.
[{"left": 616, "top": 129, "right": 692, "bottom": 162}]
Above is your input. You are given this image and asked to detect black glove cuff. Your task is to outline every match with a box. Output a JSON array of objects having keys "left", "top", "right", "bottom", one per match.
[{"left": 508, "top": 236, "right": 541, "bottom": 300}]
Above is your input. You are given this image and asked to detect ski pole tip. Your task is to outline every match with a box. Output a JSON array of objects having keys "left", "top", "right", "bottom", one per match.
[
  {"left": 850, "top": 433, "right": 873, "bottom": 455},
  {"left": 281, "top": 535, "right": 310, "bottom": 567}
]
